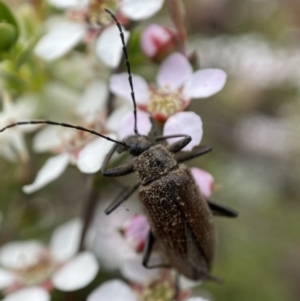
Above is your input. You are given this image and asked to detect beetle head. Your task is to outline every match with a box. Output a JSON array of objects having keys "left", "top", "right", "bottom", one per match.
[{"left": 117, "top": 135, "right": 152, "bottom": 156}]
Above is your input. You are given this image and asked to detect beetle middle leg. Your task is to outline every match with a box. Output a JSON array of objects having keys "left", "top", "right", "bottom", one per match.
[{"left": 105, "top": 182, "right": 140, "bottom": 214}]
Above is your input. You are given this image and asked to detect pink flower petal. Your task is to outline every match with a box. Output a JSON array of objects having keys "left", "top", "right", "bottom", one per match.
[
  {"left": 22, "top": 153, "right": 70, "bottom": 194},
  {"left": 163, "top": 112, "right": 203, "bottom": 151},
  {"left": 123, "top": 215, "right": 150, "bottom": 252},
  {"left": 110, "top": 73, "right": 149, "bottom": 105},
  {"left": 77, "top": 135, "right": 116, "bottom": 173},
  {"left": 34, "top": 22, "right": 85, "bottom": 61},
  {"left": 118, "top": 111, "right": 152, "bottom": 140},
  {"left": 50, "top": 219, "right": 82, "bottom": 263},
  {"left": 190, "top": 168, "right": 214, "bottom": 198},
  {"left": 157, "top": 53, "right": 192, "bottom": 91},
  {"left": 2, "top": 287, "right": 50, "bottom": 301},
  {"left": 106, "top": 105, "right": 132, "bottom": 133},
  {"left": 141, "top": 24, "right": 174, "bottom": 59},
  {"left": 87, "top": 280, "right": 137, "bottom": 301},
  {"left": 183, "top": 69, "right": 227, "bottom": 99},
  {"left": 0, "top": 240, "right": 45, "bottom": 269},
  {"left": 120, "top": 0, "right": 164, "bottom": 21},
  {"left": 52, "top": 252, "right": 99, "bottom": 291},
  {"left": 95, "top": 25, "right": 130, "bottom": 68}
]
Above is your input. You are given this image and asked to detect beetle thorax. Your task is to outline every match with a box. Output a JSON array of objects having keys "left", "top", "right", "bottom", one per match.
[{"left": 133, "top": 144, "right": 177, "bottom": 185}]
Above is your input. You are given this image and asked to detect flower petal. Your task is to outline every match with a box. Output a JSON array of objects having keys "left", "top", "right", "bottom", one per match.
[
  {"left": 120, "top": 0, "right": 164, "bottom": 21},
  {"left": 106, "top": 105, "right": 132, "bottom": 133},
  {"left": 141, "top": 24, "right": 174, "bottom": 59},
  {"left": 76, "top": 134, "right": 116, "bottom": 174},
  {"left": 186, "top": 298, "right": 209, "bottom": 301},
  {"left": 0, "top": 240, "right": 45, "bottom": 269},
  {"left": 50, "top": 218, "right": 82, "bottom": 263},
  {"left": 33, "top": 127, "right": 65, "bottom": 153},
  {"left": 34, "top": 22, "right": 85, "bottom": 61},
  {"left": 23, "top": 153, "right": 70, "bottom": 194},
  {"left": 0, "top": 268, "right": 16, "bottom": 289},
  {"left": 52, "top": 252, "right": 99, "bottom": 291},
  {"left": 157, "top": 53, "right": 192, "bottom": 90},
  {"left": 163, "top": 112, "right": 203, "bottom": 150},
  {"left": 118, "top": 111, "right": 152, "bottom": 140},
  {"left": 2, "top": 287, "right": 50, "bottom": 301},
  {"left": 95, "top": 25, "right": 129, "bottom": 68},
  {"left": 123, "top": 215, "right": 150, "bottom": 252},
  {"left": 47, "top": 0, "right": 89, "bottom": 9},
  {"left": 121, "top": 254, "right": 160, "bottom": 284},
  {"left": 77, "top": 81, "right": 108, "bottom": 121},
  {"left": 183, "top": 69, "right": 227, "bottom": 99},
  {"left": 87, "top": 280, "right": 137, "bottom": 301},
  {"left": 110, "top": 73, "right": 149, "bottom": 105},
  {"left": 190, "top": 168, "right": 214, "bottom": 198}
]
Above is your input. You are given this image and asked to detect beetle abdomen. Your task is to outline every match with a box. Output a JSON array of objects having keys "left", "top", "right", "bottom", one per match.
[{"left": 139, "top": 164, "right": 216, "bottom": 280}]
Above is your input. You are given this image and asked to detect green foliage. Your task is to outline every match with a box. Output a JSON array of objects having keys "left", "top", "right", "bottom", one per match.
[{"left": 0, "top": 1, "right": 19, "bottom": 52}]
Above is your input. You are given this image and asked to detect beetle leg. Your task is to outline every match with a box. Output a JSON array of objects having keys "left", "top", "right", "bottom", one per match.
[
  {"left": 142, "top": 231, "right": 170, "bottom": 269},
  {"left": 207, "top": 200, "right": 238, "bottom": 218},
  {"left": 175, "top": 146, "right": 213, "bottom": 163},
  {"left": 105, "top": 182, "right": 140, "bottom": 215},
  {"left": 101, "top": 143, "right": 134, "bottom": 177},
  {"left": 155, "top": 134, "right": 192, "bottom": 153}
]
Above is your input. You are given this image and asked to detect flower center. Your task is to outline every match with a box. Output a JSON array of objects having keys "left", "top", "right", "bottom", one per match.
[
  {"left": 14, "top": 251, "right": 57, "bottom": 286},
  {"left": 87, "top": 0, "right": 119, "bottom": 26},
  {"left": 142, "top": 281, "right": 174, "bottom": 301},
  {"left": 147, "top": 88, "right": 183, "bottom": 117}
]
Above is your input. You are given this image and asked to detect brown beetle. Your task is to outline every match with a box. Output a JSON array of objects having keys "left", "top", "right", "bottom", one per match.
[{"left": 0, "top": 9, "right": 238, "bottom": 281}]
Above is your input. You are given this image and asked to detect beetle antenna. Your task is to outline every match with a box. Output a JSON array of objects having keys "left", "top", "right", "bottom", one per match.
[
  {"left": 0, "top": 120, "right": 126, "bottom": 147},
  {"left": 105, "top": 8, "right": 139, "bottom": 135}
]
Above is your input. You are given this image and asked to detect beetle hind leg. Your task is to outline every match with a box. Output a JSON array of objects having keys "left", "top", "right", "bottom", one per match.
[
  {"left": 142, "top": 231, "right": 170, "bottom": 269},
  {"left": 207, "top": 200, "right": 238, "bottom": 218}
]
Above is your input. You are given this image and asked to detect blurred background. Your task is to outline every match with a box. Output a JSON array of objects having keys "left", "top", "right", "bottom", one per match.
[{"left": 1, "top": 0, "right": 300, "bottom": 301}]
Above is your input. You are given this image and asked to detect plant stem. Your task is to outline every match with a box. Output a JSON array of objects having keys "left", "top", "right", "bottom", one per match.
[{"left": 167, "top": 0, "right": 187, "bottom": 55}]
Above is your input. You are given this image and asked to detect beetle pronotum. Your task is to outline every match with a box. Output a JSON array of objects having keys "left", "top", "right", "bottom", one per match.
[{"left": 0, "top": 9, "right": 238, "bottom": 282}]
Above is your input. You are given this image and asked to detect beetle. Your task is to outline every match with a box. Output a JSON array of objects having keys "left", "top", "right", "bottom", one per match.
[{"left": 0, "top": 9, "right": 238, "bottom": 281}]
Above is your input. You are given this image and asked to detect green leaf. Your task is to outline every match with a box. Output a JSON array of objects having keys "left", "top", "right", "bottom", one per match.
[
  {"left": 0, "top": 1, "right": 19, "bottom": 51},
  {"left": 0, "top": 23, "right": 17, "bottom": 51}
]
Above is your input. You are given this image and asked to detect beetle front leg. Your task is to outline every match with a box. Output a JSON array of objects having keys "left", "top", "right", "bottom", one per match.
[
  {"left": 101, "top": 143, "right": 134, "bottom": 177},
  {"left": 142, "top": 231, "right": 170, "bottom": 269},
  {"left": 175, "top": 146, "right": 213, "bottom": 163},
  {"left": 105, "top": 182, "right": 140, "bottom": 214}
]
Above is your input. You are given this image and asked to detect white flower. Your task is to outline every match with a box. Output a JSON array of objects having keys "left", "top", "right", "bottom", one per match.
[
  {"left": 22, "top": 81, "right": 130, "bottom": 194},
  {"left": 0, "top": 219, "right": 99, "bottom": 301},
  {"left": 0, "top": 93, "right": 37, "bottom": 162},
  {"left": 119, "top": 110, "right": 203, "bottom": 151},
  {"left": 34, "top": 0, "right": 164, "bottom": 67},
  {"left": 110, "top": 52, "right": 227, "bottom": 121},
  {"left": 87, "top": 278, "right": 208, "bottom": 301}
]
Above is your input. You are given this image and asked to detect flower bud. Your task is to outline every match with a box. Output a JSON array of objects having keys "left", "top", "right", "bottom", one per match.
[{"left": 141, "top": 24, "right": 177, "bottom": 63}]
